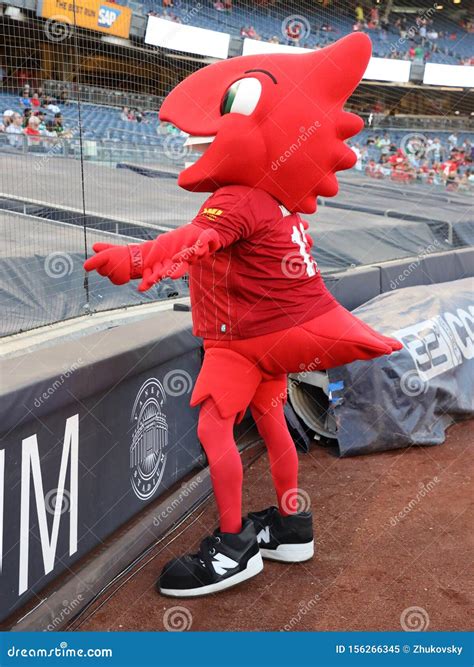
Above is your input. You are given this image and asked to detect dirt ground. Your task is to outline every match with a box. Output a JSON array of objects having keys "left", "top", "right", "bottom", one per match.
[{"left": 77, "top": 421, "right": 473, "bottom": 632}]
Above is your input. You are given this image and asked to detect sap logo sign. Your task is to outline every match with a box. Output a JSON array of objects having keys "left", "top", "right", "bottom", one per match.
[
  {"left": 98, "top": 6, "right": 121, "bottom": 29},
  {"left": 394, "top": 306, "right": 474, "bottom": 382}
]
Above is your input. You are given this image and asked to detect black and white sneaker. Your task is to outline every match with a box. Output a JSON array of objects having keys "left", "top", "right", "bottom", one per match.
[
  {"left": 248, "top": 506, "right": 314, "bottom": 563},
  {"left": 158, "top": 518, "right": 263, "bottom": 597}
]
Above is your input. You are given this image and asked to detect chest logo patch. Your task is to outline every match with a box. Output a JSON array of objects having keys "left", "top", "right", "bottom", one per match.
[{"left": 202, "top": 207, "right": 223, "bottom": 222}]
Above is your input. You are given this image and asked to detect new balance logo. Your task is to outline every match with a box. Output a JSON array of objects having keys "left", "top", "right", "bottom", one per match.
[
  {"left": 211, "top": 552, "right": 238, "bottom": 575},
  {"left": 257, "top": 526, "right": 270, "bottom": 544}
]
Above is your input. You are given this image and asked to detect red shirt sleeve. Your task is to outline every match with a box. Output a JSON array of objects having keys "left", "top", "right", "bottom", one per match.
[{"left": 191, "top": 186, "right": 258, "bottom": 249}]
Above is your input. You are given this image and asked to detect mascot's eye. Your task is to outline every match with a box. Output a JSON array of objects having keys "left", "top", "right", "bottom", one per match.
[{"left": 220, "top": 77, "right": 262, "bottom": 116}]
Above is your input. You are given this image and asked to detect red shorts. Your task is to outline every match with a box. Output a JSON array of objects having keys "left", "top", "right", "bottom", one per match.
[{"left": 190, "top": 303, "right": 401, "bottom": 420}]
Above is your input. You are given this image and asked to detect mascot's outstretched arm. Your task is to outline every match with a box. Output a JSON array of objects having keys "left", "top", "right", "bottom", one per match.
[{"left": 84, "top": 223, "right": 221, "bottom": 291}]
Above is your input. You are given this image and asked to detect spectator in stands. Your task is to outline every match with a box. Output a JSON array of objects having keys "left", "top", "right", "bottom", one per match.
[
  {"left": 448, "top": 132, "right": 458, "bottom": 151},
  {"left": 31, "top": 92, "right": 41, "bottom": 108},
  {"left": 22, "top": 108, "right": 32, "bottom": 127},
  {"left": 414, "top": 45, "right": 424, "bottom": 61},
  {"left": 355, "top": 3, "right": 364, "bottom": 25},
  {"left": 52, "top": 112, "right": 65, "bottom": 134},
  {"left": 369, "top": 6, "right": 379, "bottom": 28},
  {"left": 19, "top": 90, "right": 31, "bottom": 109},
  {"left": 443, "top": 155, "right": 459, "bottom": 190},
  {"left": 247, "top": 26, "right": 259, "bottom": 40},
  {"left": 1, "top": 109, "right": 14, "bottom": 131},
  {"left": 24, "top": 115, "right": 41, "bottom": 145},
  {"left": 419, "top": 23, "right": 427, "bottom": 43},
  {"left": 418, "top": 159, "right": 430, "bottom": 183},
  {"left": 350, "top": 142, "right": 362, "bottom": 170},
  {"left": 5, "top": 111, "right": 23, "bottom": 147},
  {"left": 461, "top": 138, "right": 472, "bottom": 156},
  {"left": 59, "top": 88, "right": 70, "bottom": 105},
  {"left": 426, "top": 137, "right": 444, "bottom": 165},
  {"left": 46, "top": 101, "right": 61, "bottom": 114},
  {"left": 42, "top": 120, "right": 58, "bottom": 146},
  {"left": 34, "top": 110, "right": 47, "bottom": 131},
  {"left": 36, "top": 87, "right": 46, "bottom": 105},
  {"left": 377, "top": 132, "right": 391, "bottom": 156},
  {"left": 321, "top": 22, "right": 335, "bottom": 33},
  {"left": 120, "top": 106, "right": 131, "bottom": 121}
]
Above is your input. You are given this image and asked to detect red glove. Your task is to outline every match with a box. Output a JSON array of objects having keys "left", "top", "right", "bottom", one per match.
[{"left": 83, "top": 242, "right": 148, "bottom": 285}]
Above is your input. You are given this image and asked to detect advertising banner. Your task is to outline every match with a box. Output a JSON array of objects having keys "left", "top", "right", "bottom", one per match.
[
  {"left": 0, "top": 319, "right": 203, "bottom": 623},
  {"left": 145, "top": 16, "right": 230, "bottom": 59},
  {"left": 37, "top": 0, "right": 132, "bottom": 39},
  {"left": 327, "top": 278, "right": 474, "bottom": 456}
]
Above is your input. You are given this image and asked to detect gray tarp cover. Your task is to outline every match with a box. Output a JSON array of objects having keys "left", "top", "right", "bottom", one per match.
[{"left": 327, "top": 278, "right": 474, "bottom": 456}]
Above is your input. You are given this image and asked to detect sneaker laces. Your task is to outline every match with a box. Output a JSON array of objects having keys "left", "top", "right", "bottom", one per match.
[{"left": 196, "top": 534, "right": 222, "bottom": 568}]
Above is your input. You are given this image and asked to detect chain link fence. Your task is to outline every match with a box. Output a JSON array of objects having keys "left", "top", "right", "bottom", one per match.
[{"left": 0, "top": 0, "right": 472, "bottom": 336}]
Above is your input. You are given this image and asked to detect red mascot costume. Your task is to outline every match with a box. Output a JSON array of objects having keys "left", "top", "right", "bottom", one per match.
[{"left": 85, "top": 33, "right": 402, "bottom": 597}]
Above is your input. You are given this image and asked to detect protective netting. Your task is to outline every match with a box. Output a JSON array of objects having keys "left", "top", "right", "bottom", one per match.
[{"left": 0, "top": 0, "right": 472, "bottom": 336}]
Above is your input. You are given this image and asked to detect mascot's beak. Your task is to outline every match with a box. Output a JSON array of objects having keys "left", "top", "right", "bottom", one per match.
[{"left": 312, "top": 33, "right": 372, "bottom": 105}]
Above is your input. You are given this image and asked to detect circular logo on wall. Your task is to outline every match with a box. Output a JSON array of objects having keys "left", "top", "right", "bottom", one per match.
[{"left": 130, "top": 378, "right": 168, "bottom": 501}]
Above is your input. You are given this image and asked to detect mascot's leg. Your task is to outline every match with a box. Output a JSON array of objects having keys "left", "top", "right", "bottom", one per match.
[
  {"left": 197, "top": 397, "right": 242, "bottom": 534},
  {"left": 249, "top": 379, "right": 298, "bottom": 516},
  {"left": 247, "top": 378, "right": 314, "bottom": 563},
  {"left": 158, "top": 346, "right": 264, "bottom": 597}
]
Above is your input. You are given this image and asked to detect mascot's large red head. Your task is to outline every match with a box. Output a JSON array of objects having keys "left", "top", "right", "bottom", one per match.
[{"left": 160, "top": 33, "right": 371, "bottom": 214}]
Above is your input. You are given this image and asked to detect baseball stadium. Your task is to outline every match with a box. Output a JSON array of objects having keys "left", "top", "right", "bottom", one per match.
[{"left": 0, "top": 0, "right": 472, "bottom": 662}]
